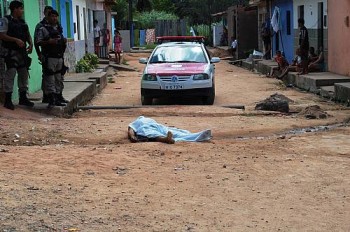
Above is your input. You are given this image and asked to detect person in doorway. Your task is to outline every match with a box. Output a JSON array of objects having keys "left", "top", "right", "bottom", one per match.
[
  {"left": 113, "top": 30, "right": 122, "bottom": 64},
  {"left": 36, "top": 10, "right": 68, "bottom": 108},
  {"left": 261, "top": 15, "right": 272, "bottom": 60},
  {"left": 298, "top": 18, "right": 309, "bottom": 75},
  {"left": 230, "top": 36, "right": 237, "bottom": 59},
  {"left": 101, "top": 23, "right": 110, "bottom": 47},
  {"left": 267, "top": 50, "right": 289, "bottom": 78},
  {"left": 34, "top": 5, "right": 53, "bottom": 104},
  {"left": 0, "top": 0, "right": 34, "bottom": 110},
  {"left": 93, "top": 19, "right": 101, "bottom": 54}
]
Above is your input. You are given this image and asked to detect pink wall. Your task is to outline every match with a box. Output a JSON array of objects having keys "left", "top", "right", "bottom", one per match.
[{"left": 328, "top": 0, "right": 350, "bottom": 76}]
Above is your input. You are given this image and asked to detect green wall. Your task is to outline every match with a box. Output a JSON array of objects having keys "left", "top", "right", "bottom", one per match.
[{"left": 24, "top": 0, "right": 43, "bottom": 95}]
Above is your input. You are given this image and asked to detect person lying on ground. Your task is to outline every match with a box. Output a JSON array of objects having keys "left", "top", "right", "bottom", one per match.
[
  {"left": 267, "top": 50, "right": 289, "bottom": 78},
  {"left": 128, "top": 116, "right": 212, "bottom": 144},
  {"left": 308, "top": 47, "right": 325, "bottom": 72},
  {"left": 277, "top": 48, "right": 302, "bottom": 80}
]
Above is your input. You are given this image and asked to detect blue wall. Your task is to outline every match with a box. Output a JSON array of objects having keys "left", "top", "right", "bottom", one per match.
[
  {"left": 272, "top": 0, "right": 294, "bottom": 63},
  {"left": 52, "top": 0, "right": 74, "bottom": 39}
]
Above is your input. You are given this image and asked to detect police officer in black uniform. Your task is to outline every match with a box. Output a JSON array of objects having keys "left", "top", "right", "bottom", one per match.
[
  {"left": 36, "top": 10, "right": 67, "bottom": 108},
  {"left": 0, "top": 1, "right": 34, "bottom": 110}
]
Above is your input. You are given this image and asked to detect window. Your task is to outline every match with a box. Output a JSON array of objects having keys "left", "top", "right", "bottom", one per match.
[{"left": 286, "top": 10, "right": 291, "bottom": 35}]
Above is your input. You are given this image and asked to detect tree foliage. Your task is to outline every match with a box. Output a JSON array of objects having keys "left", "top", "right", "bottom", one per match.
[
  {"left": 112, "top": 0, "right": 249, "bottom": 25},
  {"left": 136, "top": 0, "right": 152, "bottom": 12},
  {"left": 135, "top": 10, "right": 178, "bottom": 28}
]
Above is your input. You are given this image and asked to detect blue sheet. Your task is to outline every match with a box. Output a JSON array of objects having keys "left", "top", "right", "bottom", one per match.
[{"left": 129, "top": 116, "right": 212, "bottom": 142}]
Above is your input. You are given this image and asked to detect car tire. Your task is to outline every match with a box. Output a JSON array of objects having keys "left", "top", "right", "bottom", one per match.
[
  {"left": 203, "top": 85, "right": 215, "bottom": 105},
  {"left": 141, "top": 95, "right": 153, "bottom": 105}
]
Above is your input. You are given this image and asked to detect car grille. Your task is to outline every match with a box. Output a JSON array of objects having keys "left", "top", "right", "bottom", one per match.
[{"left": 158, "top": 75, "right": 191, "bottom": 82}]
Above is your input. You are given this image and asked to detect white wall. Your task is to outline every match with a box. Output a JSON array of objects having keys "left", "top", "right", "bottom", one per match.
[
  {"left": 72, "top": 0, "right": 87, "bottom": 41},
  {"left": 293, "top": 0, "right": 328, "bottom": 29}
]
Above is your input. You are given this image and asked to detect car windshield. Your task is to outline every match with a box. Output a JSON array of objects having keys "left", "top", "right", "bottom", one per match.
[{"left": 149, "top": 45, "right": 207, "bottom": 64}]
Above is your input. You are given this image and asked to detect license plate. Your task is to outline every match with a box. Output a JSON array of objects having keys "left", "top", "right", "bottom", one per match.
[{"left": 164, "top": 84, "right": 184, "bottom": 90}]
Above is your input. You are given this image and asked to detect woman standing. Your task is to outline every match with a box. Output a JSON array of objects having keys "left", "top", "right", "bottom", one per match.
[{"left": 113, "top": 30, "right": 122, "bottom": 64}]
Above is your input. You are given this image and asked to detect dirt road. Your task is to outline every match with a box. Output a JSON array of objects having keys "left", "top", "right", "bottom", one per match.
[{"left": 0, "top": 51, "right": 349, "bottom": 231}]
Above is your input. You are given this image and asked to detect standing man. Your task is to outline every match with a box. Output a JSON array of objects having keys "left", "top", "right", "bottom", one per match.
[
  {"left": 261, "top": 15, "right": 272, "bottom": 60},
  {"left": 93, "top": 20, "right": 101, "bottom": 55},
  {"left": 230, "top": 36, "right": 237, "bottom": 60},
  {"left": 0, "top": 0, "right": 34, "bottom": 110},
  {"left": 36, "top": 10, "right": 67, "bottom": 108},
  {"left": 34, "top": 5, "right": 53, "bottom": 103},
  {"left": 298, "top": 18, "right": 309, "bottom": 75}
]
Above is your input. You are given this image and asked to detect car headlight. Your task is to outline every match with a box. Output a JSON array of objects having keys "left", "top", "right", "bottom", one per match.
[
  {"left": 142, "top": 74, "right": 157, "bottom": 81},
  {"left": 193, "top": 73, "right": 209, "bottom": 80}
]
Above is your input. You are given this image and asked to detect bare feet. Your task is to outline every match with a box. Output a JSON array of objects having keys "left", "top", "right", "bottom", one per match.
[{"left": 166, "top": 131, "right": 175, "bottom": 144}]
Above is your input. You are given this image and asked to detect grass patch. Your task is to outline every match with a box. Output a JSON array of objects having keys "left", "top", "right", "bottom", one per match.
[{"left": 108, "top": 77, "right": 115, "bottom": 83}]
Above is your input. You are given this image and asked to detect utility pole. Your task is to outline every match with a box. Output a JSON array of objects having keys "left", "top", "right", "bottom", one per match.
[{"left": 129, "top": 0, "right": 133, "bottom": 48}]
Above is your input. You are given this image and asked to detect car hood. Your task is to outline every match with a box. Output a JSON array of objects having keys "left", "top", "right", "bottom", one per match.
[{"left": 146, "top": 63, "right": 208, "bottom": 74}]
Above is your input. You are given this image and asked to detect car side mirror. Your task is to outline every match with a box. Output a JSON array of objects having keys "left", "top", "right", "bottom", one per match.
[
  {"left": 139, "top": 58, "right": 148, "bottom": 64},
  {"left": 210, "top": 57, "right": 220, "bottom": 63}
]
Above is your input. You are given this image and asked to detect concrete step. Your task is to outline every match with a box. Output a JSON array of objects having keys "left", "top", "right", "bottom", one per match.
[
  {"left": 99, "top": 59, "right": 109, "bottom": 65},
  {"left": 334, "top": 82, "right": 350, "bottom": 104},
  {"left": 29, "top": 81, "right": 97, "bottom": 117},
  {"left": 27, "top": 68, "right": 109, "bottom": 117},
  {"left": 295, "top": 72, "right": 350, "bottom": 93},
  {"left": 256, "top": 60, "right": 278, "bottom": 75},
  {"left": 320, "top": 86, "right": 335, "bottom": 99}
]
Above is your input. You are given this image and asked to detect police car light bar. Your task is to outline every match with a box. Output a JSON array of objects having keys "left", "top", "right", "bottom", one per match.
[{"left": 156, "top": 36, "right": 205, "bottom": 44}]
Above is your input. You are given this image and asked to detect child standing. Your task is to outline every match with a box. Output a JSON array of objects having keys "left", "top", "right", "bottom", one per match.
[{"left": 113, "top": 30, "right": 122, "bottom": 64}]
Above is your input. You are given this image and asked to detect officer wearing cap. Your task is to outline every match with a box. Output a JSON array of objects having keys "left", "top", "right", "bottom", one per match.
[
  {"left": 0, "top": 0, "right": 34, "bottom": 110},
  {"left": 36, "top": 10, "right": 67, "bottom": 108},
  {"left": 34, "top": 5, "right": 53, "bottom": 104}
]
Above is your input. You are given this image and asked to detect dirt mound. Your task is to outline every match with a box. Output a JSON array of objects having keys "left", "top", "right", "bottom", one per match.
[{"left": 298, "top": 105, "right": 329, "bottom": 119}]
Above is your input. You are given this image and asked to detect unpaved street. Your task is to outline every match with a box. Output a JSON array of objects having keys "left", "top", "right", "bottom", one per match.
[{"left": 0, "top": 51, "right": 350, "bottom": 231}]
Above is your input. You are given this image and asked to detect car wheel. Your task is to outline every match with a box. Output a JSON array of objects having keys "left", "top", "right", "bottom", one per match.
[
  {"left": 203, "top": 86, "right": 215, "bottom": 105},
  {"left": 141, "top": 95, "right": 153, "bottom": 105}
]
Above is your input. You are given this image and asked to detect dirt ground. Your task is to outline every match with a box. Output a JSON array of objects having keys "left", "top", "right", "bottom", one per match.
[{"left": 0, "top": 49, "right": 350, "bottom": 231}]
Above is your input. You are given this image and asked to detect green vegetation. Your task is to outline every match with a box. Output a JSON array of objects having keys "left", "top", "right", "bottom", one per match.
[
  {"left": 135, "top": 10, "right": 178, "bottom": 29},
  {"left": 75, "top": 53, "right": 99, "bottom": 73}
]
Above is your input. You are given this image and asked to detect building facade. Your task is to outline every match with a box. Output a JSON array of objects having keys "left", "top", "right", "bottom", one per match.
[
  {"left": 293, "top": 0, "right": 328, "bottom": 68},
  {"left": 327, "top": 0, "right": 350, "bottom": 76},
  {"left": 271, "top": 0, "right": 294, "bottom": 63},
  {"left": 1, "top": 0, "right": 112, "bottom": 101}
]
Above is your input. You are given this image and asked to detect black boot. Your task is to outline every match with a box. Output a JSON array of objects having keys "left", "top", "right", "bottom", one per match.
[
  {"left": 57, "top": 92, "right": 69, "bottom": 103},
  {"left": 19, "top": 91, "right": 34, "bottom": 107},
  {"left": 47, "top": 93, "right": 55, "bottom": 109},
  {"left": 42, "top": 93, "right": 49, "bottom": 103},
  {"left": 54, "top": 93, "right": 67, "bottom": 106},
  {"left": 4, "top": 92, "right": 15, "bottom": 110}
]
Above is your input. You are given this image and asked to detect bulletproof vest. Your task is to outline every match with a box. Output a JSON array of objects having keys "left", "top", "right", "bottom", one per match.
[
  {"left": 42, "top": 23, "right": 66, "bottom": 58},
  {"left": 3, "top": 15, "right": 29, "bottom": 50}
]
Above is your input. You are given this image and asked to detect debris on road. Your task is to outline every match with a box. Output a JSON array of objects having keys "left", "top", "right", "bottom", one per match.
[
  {"left": 255, "top": 93, "right": 293, "bottom": 113},
  {"left": 298, "top": 105, "right": 329, "bottom": 119}
]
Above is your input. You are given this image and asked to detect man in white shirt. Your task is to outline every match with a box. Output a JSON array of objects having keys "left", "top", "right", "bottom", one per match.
[{"left": 230, "top": 36, "right": 238, "bottom": 59}]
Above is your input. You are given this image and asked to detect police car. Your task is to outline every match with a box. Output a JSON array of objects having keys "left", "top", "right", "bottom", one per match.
[{"left": 139, "top": 36, "right": 220, "bottom": 105}]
